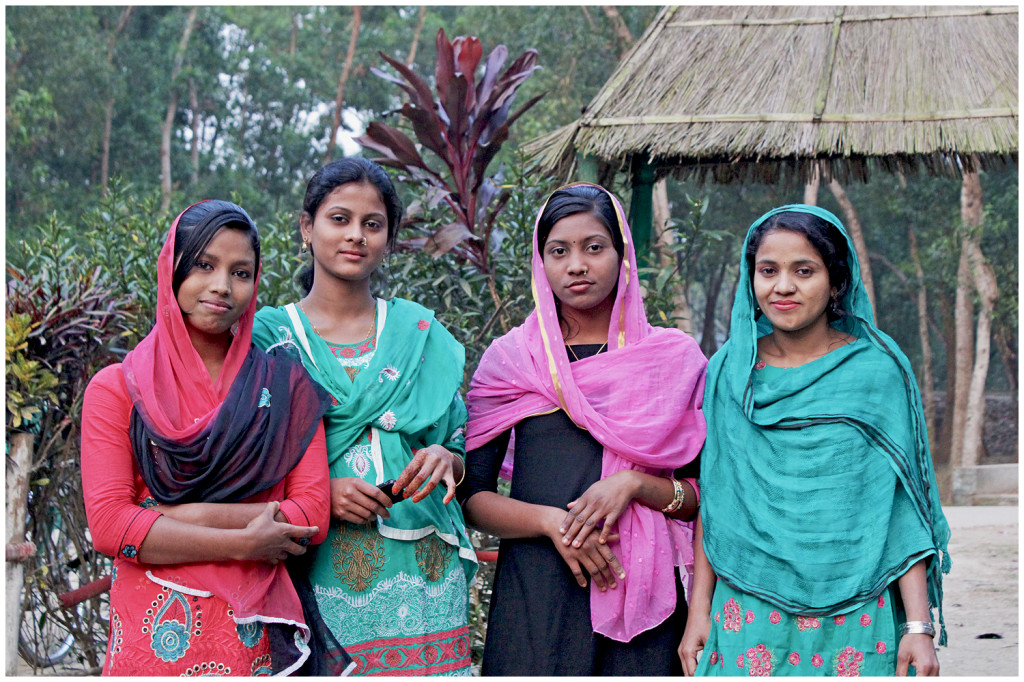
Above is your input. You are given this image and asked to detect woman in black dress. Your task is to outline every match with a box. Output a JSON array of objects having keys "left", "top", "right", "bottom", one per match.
[{"left": 459, "top": 184, "right": 707, "bottom": 674}]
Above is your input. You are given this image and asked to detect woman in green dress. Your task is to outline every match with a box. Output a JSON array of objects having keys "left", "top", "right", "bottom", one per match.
[
  {"left": 679, "top": 205, "right": 949, "bottom": 677},
  {"left": 252, "top": 158, "right": 476, "bottom": 676}
]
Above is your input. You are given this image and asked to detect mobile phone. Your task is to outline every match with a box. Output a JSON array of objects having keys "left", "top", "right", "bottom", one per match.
[{"left": 376, "top": 479, "right": 406, "bottom": 504}]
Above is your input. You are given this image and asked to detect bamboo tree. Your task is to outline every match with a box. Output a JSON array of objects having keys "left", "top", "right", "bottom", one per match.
[{"left": 159, "top": 7, "right": 197, "bottom": 212}]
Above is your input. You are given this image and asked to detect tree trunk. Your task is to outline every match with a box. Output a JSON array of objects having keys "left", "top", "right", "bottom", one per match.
[
  {"left": 100, "top": 7, "right": 133, "bottom": 196},
  {"left": 289, "top": 12, "right": 298, "bottom": 56},
  {"left": 907, "top": 226, "right": 936, "bottom": 444},
  {"left": 601, "top": 6, "right": 635, "bottom": 57},
  {"left": 803, "top": 161, "right": 820, "bottom": 205},
  {"left": 324, "top": 7, "right": 362, "bottom": 165},
  {"left": 407, "top": 6, "right": 427, "bottom": 66},
  {"left": 160, "top": 7, "right": 198, "bottom": 212},
  {"left": 6, "top": 432, "right": 34, "bottom": 676},
  {"left": 960, "top": 167, "right": 995, "bottom": 469},
  {"left": 993, "top": 326, "right": 1017, "bottom": 392},
  {"left": 701, "top": 261, "right": 727, "bottom": 356},
  {"left": 936, "top": 296, "right": 957, "bottom": 466},
  {"left": 651, "top": 178, "right": 694, "bottom": 335},
  {"left": 189, "top": 78, "right": 199, "bottom": 187},
  {"left": 827, "top": 178, "right": 876, "bottom": 314},
  {"left": 951, "top": 239, "right": 975, "bottom": 470}
]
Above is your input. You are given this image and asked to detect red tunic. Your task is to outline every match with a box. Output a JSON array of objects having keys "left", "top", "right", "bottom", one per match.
[{"left": 82, "top": 364, "right": 330, "bottom": 676}]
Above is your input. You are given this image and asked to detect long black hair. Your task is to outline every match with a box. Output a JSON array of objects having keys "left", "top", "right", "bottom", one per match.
[
  {"left": 745, "top": 210, "right": 852, "bottom": 321},
  {"left": 172, "top": 200, "right": 260, "bottom": 295},
  {"left": 298, "top": 157, "right": 404, "bottom": 294}
]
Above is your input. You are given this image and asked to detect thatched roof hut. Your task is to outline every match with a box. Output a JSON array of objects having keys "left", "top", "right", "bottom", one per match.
[{"left": 528, "top": 5, "right": 1018, "bottom": 187}]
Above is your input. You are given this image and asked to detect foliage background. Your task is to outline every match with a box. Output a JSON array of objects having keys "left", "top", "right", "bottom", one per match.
[{"left": 5, "top": 5, "right": 1017, "bottom": 674}]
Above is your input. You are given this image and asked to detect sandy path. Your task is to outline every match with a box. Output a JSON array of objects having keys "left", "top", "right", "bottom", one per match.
[{"left": 939, "top": 506, "right": 1018, "bottom": 676}]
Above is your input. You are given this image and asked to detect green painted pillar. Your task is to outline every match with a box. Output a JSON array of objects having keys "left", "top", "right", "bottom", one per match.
[
  {"left": 576, "top": 153, "right": 599, "bottom": 184},
  {"left": 628, "top": 154, "right": 656, "bottom": 265}
]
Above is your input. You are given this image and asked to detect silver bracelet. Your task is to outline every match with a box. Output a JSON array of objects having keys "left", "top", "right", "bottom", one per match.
[
  {"left": 899, "top": 621, "right": 936, "bottom": 638},
  {"left": 661, "top": 478, "right": 685, "bottom": 513}
]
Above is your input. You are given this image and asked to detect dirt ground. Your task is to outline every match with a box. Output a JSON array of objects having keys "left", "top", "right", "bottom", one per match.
[{"left": 939, "top": 505, "right": 1018, "bottom": 677}]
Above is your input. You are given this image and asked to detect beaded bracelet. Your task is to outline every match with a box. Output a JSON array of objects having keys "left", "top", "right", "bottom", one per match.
[
  {"left": 661, "top": 478, "right": 685, "bottom": 513},
  {"left": 898, "top": 621, "right": 936, "bottom": 638}
]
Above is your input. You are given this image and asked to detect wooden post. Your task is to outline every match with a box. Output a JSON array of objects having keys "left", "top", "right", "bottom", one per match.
[
  {"left": 628, "top": 154, "right": 656, "bottom": 265},
  {"left": 6, "top": 432, "right": 34, "bottom": 675},
  {"left": 576, "top": 153, "right": 599, "bottom": 184}
]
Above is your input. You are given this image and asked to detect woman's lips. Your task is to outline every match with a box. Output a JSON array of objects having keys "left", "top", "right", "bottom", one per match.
[{"left": 771, "top": 300, "right": 799, "bottom": 311}]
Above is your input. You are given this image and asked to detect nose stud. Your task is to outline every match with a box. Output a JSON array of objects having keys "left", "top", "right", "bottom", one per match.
[{"left": 360, "top": 237, "right": 367, "bottom": 246}]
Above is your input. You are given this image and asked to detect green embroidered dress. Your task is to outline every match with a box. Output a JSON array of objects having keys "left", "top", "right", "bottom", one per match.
[
  {"left": 253, "top": 298, "right": 477, "bottom": 676},
  {"left": 697, "top": 205, "right": 950, "bottom": 677}
]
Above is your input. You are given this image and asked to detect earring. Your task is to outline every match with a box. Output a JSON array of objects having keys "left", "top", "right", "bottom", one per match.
[{"left": 300, "top": 240, "right": 309, "bottom": 255}]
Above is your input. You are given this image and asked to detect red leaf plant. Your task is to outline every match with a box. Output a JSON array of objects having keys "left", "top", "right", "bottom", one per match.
[{"left": 355, "top": 29, "right": 543, "bottom": 275}]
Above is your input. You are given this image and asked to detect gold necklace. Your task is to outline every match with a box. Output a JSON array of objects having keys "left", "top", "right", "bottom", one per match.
[
  {"left": 567, "top": 342, "right": 607, "bottom": 362},
  {"left": 298, "top": 301, "right": 375, "bottom": 343}
]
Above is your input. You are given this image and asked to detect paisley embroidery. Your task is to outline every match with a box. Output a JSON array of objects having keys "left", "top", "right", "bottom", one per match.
[
  {"left": 414, "top": 535, "right": 454, "bottom": 582},
  {"left": 332, "top": 523, "right": 386, "bottom": 592},
  {"left": 344, "top": 443, "right": 373, "bottom": 478},
  {"left": 258, "top": 388, "right": 271, "bottom": 408},
  {"left": 149, "top": 591, "right": 195, "bottom": 663},
  {"left": 236, "top": 620, "right": 265, "bottom": 648},
  {"left": 379, "top": 365, "right": 400, "bottom": 383}
]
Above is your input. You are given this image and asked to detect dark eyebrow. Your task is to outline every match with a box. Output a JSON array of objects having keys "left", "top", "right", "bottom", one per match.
[
  {"left": 324, "top": 204, "right": 387, "bottom": 221},
  {"left": 755, "top": 257, "right": 820, "bottom": 266},
  {"left": 547, "top": 233, "right": 611, "bottom": 246}
]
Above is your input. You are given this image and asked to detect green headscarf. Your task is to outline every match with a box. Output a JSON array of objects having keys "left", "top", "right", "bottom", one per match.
[
  {"left": 253, "top": 297, "right": 477, "bottom": 581},
  {"left": 700, "top": 204, "right": 950, "bottom": 642}
]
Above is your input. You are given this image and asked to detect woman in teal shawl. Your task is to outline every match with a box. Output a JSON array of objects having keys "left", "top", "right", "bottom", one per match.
[
  {"left": 252, "top": 158, "right": 476, "bottom": 676},
  {"left": 679, "top": 205, "right": 949, "bottom": 677}
]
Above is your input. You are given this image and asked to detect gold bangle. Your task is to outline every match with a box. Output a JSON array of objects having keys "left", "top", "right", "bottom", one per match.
[
  {"left": 661, "top": 478, "right": 685, "bottom": 513},
  {"left": 452, "top": 452, "right": 466, "bottom": 487}
]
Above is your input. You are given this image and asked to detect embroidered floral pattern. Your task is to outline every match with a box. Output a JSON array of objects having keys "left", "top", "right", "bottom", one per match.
[
  {"left": 139, "top": 497, "right": 159, "bottom": 509},
  {"left": 418, "top": 320, "right": 430, "bottom": 330},
  {"left": 415, "top": 535, "right": 454, "bottom": 582},
  {"left": 736, "top": 654, "right": 745, "bottom": 668},
  {"left": 788, "top": 651, "right": 801, "bottom": 665},
  {"left": 745, "top": 643, "right": 774, "bottom": 676},
  {"left": 769, "top": 610, "right": 781, "bottom": 625},
  {"left": 754, "top": 359, "right": 767, "bottom": 370},
  {"left": 182, "top": 662, "right": 230, "bottom": 676},
  {"left": 709, "top": 651, "right": 719, "bottom": 665},
  {"left": 859, "top": 614, "right": 871, "bottom": 627},
  {"left": 723, "top": 598, "right": 743, "bottom": 632},
  {"left": 379, "top": 365, "right": 400, "bottom": 383},
  {"left": 875, "top": 641, "right": 886, "bottom": 654},
  {"left": 834, "top": 615, "right": 846, "bottom": 625},
  {"left": 812, "top": 654, "right": 824, "bottom": 668},
  {"left": 258, "top": 388, "right": 271, "bottom": 408},
  {"left": 834, "top": 646, "right": 864, "bottom": 676},
  {"left": 378, "top": 410, "right": 398, "bottom": 431},
  {"left": 746, "top": 610, "right": 756, "bottom": 623},
  {"left": 121, "top": 544, "right": 137, "bottom": 559},
  {"left": 332, "top": 523, "right": 386, "bottom": 592},
  {"left": 796, "top": 616, "right": 821, "bottom": 631},
  {"left": 147, "top": 590, "right": 199, "bottom": 663},
  {"left": 878, "top": 595, "right": 886, "bottom": 609},
  {"left": 151, "top": 617, "right": 189, "bottom": 662},
  {"left": 251, "top": 654, "right": 273, "bottom": 676}
]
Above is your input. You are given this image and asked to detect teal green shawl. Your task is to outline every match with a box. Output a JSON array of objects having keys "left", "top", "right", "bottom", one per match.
[
  {"left": 700, "top": 204, "right": 950, "bottom": 642},
  {"left": 252, "top": 297, "right": 477, "bottom": 581}
]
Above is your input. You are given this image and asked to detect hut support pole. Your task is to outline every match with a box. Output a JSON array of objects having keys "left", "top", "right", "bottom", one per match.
[
  {"left": 576, "top": 153, "right": 599, "bottom": 184},
  {"left": 628, "top": 154, "right": 656, "bottom": 261},
  {"left": 7, "top": 431, "right": 34, "bottom": 675}
]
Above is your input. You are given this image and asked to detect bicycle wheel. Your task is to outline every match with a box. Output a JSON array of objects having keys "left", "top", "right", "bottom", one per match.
[{"left": 18, "top": 581, "right": 74, "bottom": 668}]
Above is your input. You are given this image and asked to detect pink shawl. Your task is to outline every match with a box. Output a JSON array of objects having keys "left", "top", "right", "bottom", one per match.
[{"left": 466, "top": 183, "right": 707, "bottom": 641}]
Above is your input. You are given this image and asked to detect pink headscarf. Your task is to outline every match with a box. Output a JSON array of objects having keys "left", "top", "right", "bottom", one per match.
[
  {"left": 122, "top": 203, "right": 259, "bottom": 437},
  {"left": 466, "top": 183, "right": 707, "bottom": 641}
]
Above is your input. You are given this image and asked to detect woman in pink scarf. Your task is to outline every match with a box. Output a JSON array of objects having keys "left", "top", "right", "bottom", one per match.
[{"left": 460, "top": 184, "right": 707, "bottom": 674}]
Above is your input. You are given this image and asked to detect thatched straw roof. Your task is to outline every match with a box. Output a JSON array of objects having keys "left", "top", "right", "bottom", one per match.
[{"left": 528, "top": 6, "right": 1018, "bottom": 184}]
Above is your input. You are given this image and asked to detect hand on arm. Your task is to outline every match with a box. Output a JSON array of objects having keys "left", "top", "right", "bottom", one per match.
[
  {"left": 679, "top": 513, "right": 716, "bottom": 675},
  {"left": 895, "top": 559, "right": 939, "bottom": 676},
  {"left": 560, "top": 472, "right": 698, "bottom": 548},
  {"left": 138, "top": 501, "right": 317, "bottom": 565}
]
